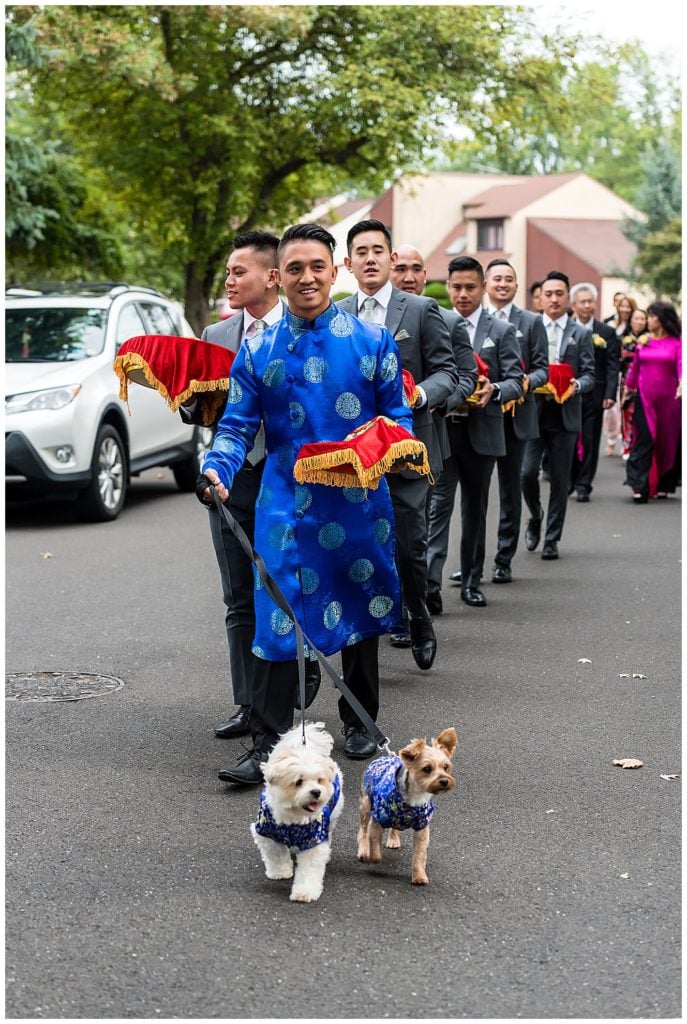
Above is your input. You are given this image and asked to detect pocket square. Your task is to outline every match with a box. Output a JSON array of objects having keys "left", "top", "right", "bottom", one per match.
[
  {"left": 482, "top": 337, "right": 496, "bottom": 349},
  {"left": 516, "top": 329, "right": 523, "bottom": 338},
  {"left": 395, "top": 329, "right": 411, "bottom": 341}
]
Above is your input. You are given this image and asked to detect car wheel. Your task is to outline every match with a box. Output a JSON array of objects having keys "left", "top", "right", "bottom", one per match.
[
  {"left": 82, "top": 424, "right": 127, "bottom": 521},
  {"left": 173, "top": 425, "right": 214, "bottom": 492}
]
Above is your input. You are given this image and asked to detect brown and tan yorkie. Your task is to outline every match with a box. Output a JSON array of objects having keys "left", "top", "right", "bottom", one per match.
[{"left": 356, "top": 727, "right": 457, "bottom": 885}]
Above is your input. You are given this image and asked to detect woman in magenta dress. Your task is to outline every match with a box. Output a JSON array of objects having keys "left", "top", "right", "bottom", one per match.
[{"left": 623, "top": 301, "right": 682, "bottom": 502}]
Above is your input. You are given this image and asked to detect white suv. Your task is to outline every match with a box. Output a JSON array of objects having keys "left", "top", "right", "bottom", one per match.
[{"left": 5, "top": 283, "right": 213, "bottom": 521}]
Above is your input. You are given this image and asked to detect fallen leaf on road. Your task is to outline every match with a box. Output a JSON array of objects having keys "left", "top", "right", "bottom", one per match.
[
  {"left": 619, "top": 872, "right": 630, "bottom": 879},
  {"left": 613, "top": 758, "right": 644, "bottom": 769},
  {"left": 41, "top": 552, "right": 53, "bottom": 559},
  {"left": 618, "top": 673, "right": 630, "bottom": 678},
  {"left": 577, "top": 658, "right": 592, "bottom": 664},
  {"left": 612, "top": 533, "right": 622, "bottom": 538},
  {"left": 632, "top": 673, "right": 647, "bottom": 679},
  {"left": 545, "top": 809, "right": 557, "bottom": 814},
  {"left": 659, "top": 773, "right": 679, "bottom": 781}
]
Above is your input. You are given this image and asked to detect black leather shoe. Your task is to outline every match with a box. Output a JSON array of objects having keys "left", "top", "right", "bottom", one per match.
[
  {"left": 426, "top": 589, "right": 443, "bottom": 615},
  {"left": 576, "top": 492, "right": 590, "bottom": 503},
  {"left": 524, "top": 513, "right": 542, "bottom": 551},
  {"left": 461, "top": 587, "right": 487, "bottom": 607},
  {"left": 343, "top": 726, "right": 377, "bottom": 760},
  {"left": 408, "top": 614, "right": 437, "bottom": 670},
  {"left": 491, "top": 564, "right": 512, "bottom": 584},
  {"left": 541, "top": 541, "right": 559, "bottom": 560},
  {"left": 389, "top": 630, "right": 412, "bottom": 648},
  {"left": 449, "top": 570, "right": 462, "bottom": 585},
  {"left": 218, "top": 748, "right": 266, "bottom": 785},
  {"left": 215, "top": 705, "right": 251, "bottom": 739},
  {"left": 294, "top": 661, "right": 321, "bottom": 710}
]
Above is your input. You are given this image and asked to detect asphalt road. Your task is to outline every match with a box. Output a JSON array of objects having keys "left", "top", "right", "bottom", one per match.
[{"left": 5, "top": 452, "right": 681, "bottom": 1020}]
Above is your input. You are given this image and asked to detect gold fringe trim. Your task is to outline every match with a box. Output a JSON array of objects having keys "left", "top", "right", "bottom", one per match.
[
  {"left": 294, "top": 438, "right": 430, "bottom": 490},
  {"left": 534, "top": 383, "right": 575, "bottom": 404},
  {"left": 113, "top": 352, "right": 229, "bottom": 423}
]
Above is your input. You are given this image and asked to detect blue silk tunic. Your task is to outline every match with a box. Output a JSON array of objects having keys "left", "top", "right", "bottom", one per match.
[{"left": 202, "top": 302, "right": 414, "bottom": 661}]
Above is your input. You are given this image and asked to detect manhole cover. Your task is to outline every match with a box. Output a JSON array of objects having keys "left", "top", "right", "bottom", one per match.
[{"left": 5, "top": 671, "right": 125, "bottom": 703}]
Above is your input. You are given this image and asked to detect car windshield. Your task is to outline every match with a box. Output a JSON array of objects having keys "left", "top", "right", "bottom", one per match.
[{"left": 5, "top": 307, "right": 108, "bottom": 362}]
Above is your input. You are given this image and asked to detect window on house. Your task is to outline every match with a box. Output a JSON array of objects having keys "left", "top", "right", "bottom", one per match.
[{"left": 477, "top": 219, "right": 504, "bottom": 250}]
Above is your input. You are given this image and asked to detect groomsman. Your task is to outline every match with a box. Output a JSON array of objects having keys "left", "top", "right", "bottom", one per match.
[
  {"left": 521, "top": 271, "right": 595, "bottom": 560},
  {"left": 338, "top": 221, "right": 458, "bottom": 669},
  {"left": 484, "top": 259, "right": 549, "bottom": 582},
  {"left": 568, "top": 282, "right": 620, "bottom": 502},
  {"left": 426, "top": 256, "right": 522, "bottom": 608}
]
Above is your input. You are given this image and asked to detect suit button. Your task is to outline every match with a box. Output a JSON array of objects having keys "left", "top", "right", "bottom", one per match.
[
  {"left": 295, "top": 509, "right": 305, "bottom": 519},
  {"left": 287, "top": 342, "right": 296, "bottom": 352},
  {"left": 286, "top": 374, "right": 295, "bottom": 383}
]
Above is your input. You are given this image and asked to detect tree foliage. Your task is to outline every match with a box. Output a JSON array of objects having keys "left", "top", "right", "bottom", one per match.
[
  {"left": 16, "top": 4, "right": 573, "bottom": 331},
  {"left": 623, "top": 139, "right": 682, "bottom": 300}
]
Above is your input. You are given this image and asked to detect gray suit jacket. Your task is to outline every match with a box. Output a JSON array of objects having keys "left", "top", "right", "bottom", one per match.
[
  {"left": 544, "top": 319, "right": 595, "bottom": 433},
  {"left": 507, "top": 306, "right": 549, "bottom": 441},
  {"left": 435, "top": 307, "right": 478, "bottom": 462},
  {"left": 453, "top": 309, "right": 523, "bottom": 458},
  {"left": 337, "top": 288, "right": 457, "bottom": 477}
]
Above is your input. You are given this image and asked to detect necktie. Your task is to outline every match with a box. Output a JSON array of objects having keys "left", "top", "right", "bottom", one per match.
[
  {"left": 246, "top": 318, "right": 267, "bottom": 464},
  {"left": 360, "top": 297, "right": 377, "bottom": 323},
  {"left": 547, "top": 321, "right": 558, "bottom": 364},
  {"left": 495, "top": 309, "right": 507, "bottom": 321}
]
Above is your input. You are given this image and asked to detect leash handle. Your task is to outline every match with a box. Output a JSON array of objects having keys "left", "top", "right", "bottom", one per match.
[{"left": 210, "top": 488, "right": 389, "bottom": 750}]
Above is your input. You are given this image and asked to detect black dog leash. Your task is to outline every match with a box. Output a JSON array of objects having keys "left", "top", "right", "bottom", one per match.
[{"left": 206, "top": 485, "right": 391, "bottom": 753}]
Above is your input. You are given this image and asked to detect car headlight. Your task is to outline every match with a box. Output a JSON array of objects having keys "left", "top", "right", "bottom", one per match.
[{"left": 5, "top": 384, "right": 82, "bottom": 413}]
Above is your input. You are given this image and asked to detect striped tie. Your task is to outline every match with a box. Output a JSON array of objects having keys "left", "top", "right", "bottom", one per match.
[{"left": 360, "top": 297, "right": 377, "bottom": 323}]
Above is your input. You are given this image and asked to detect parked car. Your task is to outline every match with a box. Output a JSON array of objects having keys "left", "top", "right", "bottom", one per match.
[{"left": 5, "top": 282, "right": 213, "bottom": 521}]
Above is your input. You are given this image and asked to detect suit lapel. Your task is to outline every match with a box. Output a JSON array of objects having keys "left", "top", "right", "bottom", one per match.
[
  {"left": 559, "top": 320, "right": 576, "bottom": 359},
  {"left": 473, "top": 310, "right": 491, "bottom": 354},
  {"left": 384, "top": 288, "right": 406, "bottom": 337}
]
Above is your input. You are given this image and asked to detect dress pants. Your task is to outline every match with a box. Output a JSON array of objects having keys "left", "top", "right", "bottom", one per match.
[
  {"left": 494, "top": 415, "right": 527, "bottom": 568},
  {"left": 208, "top": 461, "right": 263, "bottom": 708},
  {"left": 250, "top": 637, "right": 380, "bottom": 753},
  {"left": 571, "top": 391, "right": 604, "bottom": 496},
  {"left": 387, "top": 472, "right": 431, "bottom": 617},
  {"left": 521, "top": 403, "right": 577, "bottom": 544},
  {"left": 426, "top": 417, "right": 496, "bottom": 591}
]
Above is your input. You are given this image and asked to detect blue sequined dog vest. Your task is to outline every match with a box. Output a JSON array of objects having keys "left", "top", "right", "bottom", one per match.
[
  {"left": 364, "top": 756, "right": 434, "bottom": 831},
  {"left": 254, "top": 774, "right": 341, "bottom": 851}
]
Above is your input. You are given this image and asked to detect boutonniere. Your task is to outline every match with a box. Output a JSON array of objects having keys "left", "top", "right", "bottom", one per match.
[
  {"left": 637, "top": 333, "right": 650, "bottom": 346},
  {"left": 592, "top": 334, "right": 607, "bottom": 349}
]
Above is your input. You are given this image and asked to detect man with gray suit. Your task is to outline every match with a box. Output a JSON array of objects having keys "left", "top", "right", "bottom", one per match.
[
  {"left": 521, "top": 271, "right": 595, "bottom": 560},
  {"left": 484, "top": 258, "right": 549, "bottom": 582},
  {"left": 426, "top": 256, "right": 523, "bottom": 608},
  {"left": 183, "top": 231, "right": 318, "bottom": 746},
  {"left": 338, "top": 221, "right": 458, "bottom": 670}
]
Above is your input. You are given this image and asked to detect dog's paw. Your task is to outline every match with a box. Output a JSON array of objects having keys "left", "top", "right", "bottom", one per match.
[
  {"left": 289, "top": 887, "right": 320, "bottom": 903},
  {"left": 266, "top": 866, "right": 294, "bottom": 880},
  {"left": 411, "top": 872, "right": 429, "bottom": 885},
  {"left": 386, "top": 829, "right": 401, "bottom": 849}
]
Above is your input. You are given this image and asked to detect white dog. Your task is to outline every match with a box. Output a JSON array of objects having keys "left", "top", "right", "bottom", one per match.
[{"left": 250, "top": 722, "right": 343, "bottom": 903}]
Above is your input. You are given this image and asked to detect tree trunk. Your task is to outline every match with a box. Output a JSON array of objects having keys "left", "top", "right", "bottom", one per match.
[{"left": 183, "top": 262, "right": 211, "bottom": 337}]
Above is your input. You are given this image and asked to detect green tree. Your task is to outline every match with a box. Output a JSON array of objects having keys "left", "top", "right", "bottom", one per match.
[
  {"left": 623, "top": 139, "right": 682, "bottom": 299},
  {"left": 5, "top": 12, "right": 127, "bottom": 282},
  {"left": 21, "top": 4, "right": 571, "bottom": 331}
]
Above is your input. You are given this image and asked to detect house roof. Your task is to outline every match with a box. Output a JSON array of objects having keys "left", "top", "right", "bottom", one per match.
[
  {"left": 425, "top": 221, "right": 470, "bottom": 280},
  {"left": 462, "top": 173, "right": 582, "bottom": 218},
  {"left": 529, "top": 218, "right": 636, "bottom": 275}
]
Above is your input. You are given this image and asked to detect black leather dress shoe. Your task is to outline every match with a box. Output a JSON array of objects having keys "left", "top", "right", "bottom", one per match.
[
  {"left": 491, "top": 564, "right": 512, "bottom": 583},
  {"left": 541, "top": 541, "right": 559, "bottom": 560},
  {"left": 576, "top": 492, "right": 590, "bottom": 503},
  {"left": 294, "top": 661, "right": 321, "bottom": 710},
  {"left": 461, "top": 587, "right": 487, "bottom": 607},
  {"left": 524, "top": 514, "right": 542, "bottom": 551},
  {"left": 215, "top": 705, "right": 251, "bottom": 739},
  {"left": 449, "top": 570, "right": 462, "bottom": 585},
  {"left": 343, "top": 726, "right": 377, "bottom": 760},
  {"left": 426, "top": 589, "right": 443, "bottom": 615},
  {"left": 218, "top": 748, "right": 266, "bottom": 785},
  {"left": 408, "top": 614, "right": 437, "bottom": 670},
  {"left": 389, "top": 629, "right": 412, "bottom": 648}
]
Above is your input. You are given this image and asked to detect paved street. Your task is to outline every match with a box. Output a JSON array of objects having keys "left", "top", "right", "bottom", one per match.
[{"left": 5, "top": 452, "right": 681, "bottom": 1019}]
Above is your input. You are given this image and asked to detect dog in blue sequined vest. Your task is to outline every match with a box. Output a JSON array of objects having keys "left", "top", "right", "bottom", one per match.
[
  {"left": 251, "top": 721, "right": 343, "bottom": 903},
  {"left": 357, "top": 728, "right": 457, "bottom": 885}
]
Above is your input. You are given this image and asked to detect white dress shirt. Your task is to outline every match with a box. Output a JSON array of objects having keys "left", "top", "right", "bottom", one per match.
[
  {"left": 355, "top": 280, "right": 393, "bottom": 326},
  {"left": 542, "top": 313, "right": 568, "bottom": 363},
  {"left": 488, "top": 303, "right": 513, "bottom": 322},
  {"left": 461, "top": 307, "right": 483, "bottom": 347},
  {"left": 243, "top": 299, "right": 284, "bottom": 339}
]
